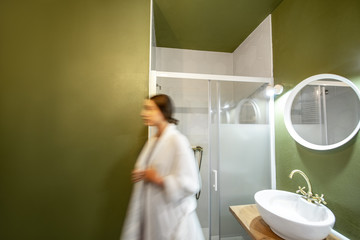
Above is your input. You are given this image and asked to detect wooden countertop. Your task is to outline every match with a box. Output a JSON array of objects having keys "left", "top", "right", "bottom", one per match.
[{"left": 229, "top": 204, "right": 339, "bottom": 240}]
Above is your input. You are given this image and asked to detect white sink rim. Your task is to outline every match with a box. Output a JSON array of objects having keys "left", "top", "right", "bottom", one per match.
[{"left": 255, "top": 189, "right": 335, "bottom": 240}]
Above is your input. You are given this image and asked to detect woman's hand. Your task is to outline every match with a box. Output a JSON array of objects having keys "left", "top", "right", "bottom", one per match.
[
  {"left": 132, "top": 167, "right": 164, "bottom": 188},
  {"left": 144, "top": 167, "right": 164, "bottom": 187},
  {"left": 132, "top": 169, "right": 145, "bottom": 183}
]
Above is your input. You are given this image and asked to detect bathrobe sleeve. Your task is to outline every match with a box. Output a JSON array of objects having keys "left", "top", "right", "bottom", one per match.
[{"left": 162, "top": 133, "right": 200, "bottom": 204}]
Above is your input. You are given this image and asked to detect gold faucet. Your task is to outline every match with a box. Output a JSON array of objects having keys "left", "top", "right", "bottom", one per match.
[{"left": 289, "top": 169, "right": 327, "bottom": 205}]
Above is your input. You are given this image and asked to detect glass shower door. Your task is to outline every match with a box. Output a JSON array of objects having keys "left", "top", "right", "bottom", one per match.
[
  {"left": 210, "top": 80, "right": 272, "bottom": 240},
  {"left": 156, "top": 77, "right": 211, "bottom": 238},
  {"left": 209, "top": 80, "right": 220, "bottom": 240}
]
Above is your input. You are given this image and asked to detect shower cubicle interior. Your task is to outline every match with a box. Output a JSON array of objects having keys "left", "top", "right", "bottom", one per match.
[
  {"left": 156, "top": 76, "right": 272, "bottom": 240},
  {"left": 150, "top": 3, "right": 275, "bottom": 237}
]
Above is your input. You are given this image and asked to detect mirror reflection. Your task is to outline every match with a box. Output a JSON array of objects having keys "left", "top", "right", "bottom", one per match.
[
  {"left": 285, "top": 74, "right": 360, "bottom": 150},
  {"left": 291, "top": 79, "right": 360, "bottom": 145}
]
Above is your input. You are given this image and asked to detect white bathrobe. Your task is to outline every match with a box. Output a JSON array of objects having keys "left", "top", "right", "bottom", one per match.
[{"left": 121, "top": 124, "right": 204, "bottom": 240}]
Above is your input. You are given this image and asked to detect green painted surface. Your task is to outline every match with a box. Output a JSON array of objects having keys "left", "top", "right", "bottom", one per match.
[
  {"left": 272, "top": 0, "right": 360, "bottom": 238},
  {"left": 154, "top": 0, "right": 282, "bottom": 52},
  {"left": 0, "top": 1, "right": 150, "bottom": 239}
]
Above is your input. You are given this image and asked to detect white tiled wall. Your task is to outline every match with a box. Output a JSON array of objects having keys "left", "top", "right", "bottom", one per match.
[
  {"left": 233, "top": 15, "right": 273, "bottom": 78},
  {"left": 156, "top": 47, "right": 233, "bottom": 75},
  {"left": 155, "top": 15, "right": 273, "bottom": 78}
]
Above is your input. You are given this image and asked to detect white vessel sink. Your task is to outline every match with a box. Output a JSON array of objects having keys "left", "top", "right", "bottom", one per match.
[{"left": 254, "top": 189, "right": 335, "bottom": 240}]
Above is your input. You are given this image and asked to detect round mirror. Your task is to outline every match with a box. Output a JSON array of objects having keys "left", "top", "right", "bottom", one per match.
[{"left": 284, "top": 74, "right": 360, "bottom": 150}]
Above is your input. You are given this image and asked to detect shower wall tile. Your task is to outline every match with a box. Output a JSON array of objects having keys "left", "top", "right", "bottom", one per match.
[
  {"left": 233, "top": 15, "right": 273, "bottom": 78},
  {"left": 156, "top": 47, "right": 233, "bottom": 75}
]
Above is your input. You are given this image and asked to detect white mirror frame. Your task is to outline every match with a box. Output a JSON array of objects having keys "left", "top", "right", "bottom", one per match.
[{"left": 284, "top": 73, "right": 360, "bottom": 150}]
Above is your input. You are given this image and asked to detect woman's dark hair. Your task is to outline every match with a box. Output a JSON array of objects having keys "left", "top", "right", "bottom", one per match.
[{"left": 150, "top": 94, "right": 179, "bottom": 125}]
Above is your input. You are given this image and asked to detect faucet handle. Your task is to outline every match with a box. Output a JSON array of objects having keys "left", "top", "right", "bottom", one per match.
[
  {"left": 296, "top": 186, "right": 307, "bottom": 196},
  {"left": 313, "top": 193, "right": 327, "bottom": 205}
]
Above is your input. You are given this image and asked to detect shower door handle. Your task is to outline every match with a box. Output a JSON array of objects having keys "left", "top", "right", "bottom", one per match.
[{"left": 212, "top": 170, "right": 218, "bottom": 191}]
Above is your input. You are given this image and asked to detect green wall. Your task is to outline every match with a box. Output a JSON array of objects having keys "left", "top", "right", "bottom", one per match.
[
  {"left": 272, "top": 0, "right": 360, "bottom": 238},
  {"left": 0, "top": 1, "right": 150, "bottom": 239}
]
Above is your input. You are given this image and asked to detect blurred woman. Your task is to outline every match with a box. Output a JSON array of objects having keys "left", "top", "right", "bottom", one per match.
[{"left": 121, "top": 94, "right": 204, "bottom": 240}]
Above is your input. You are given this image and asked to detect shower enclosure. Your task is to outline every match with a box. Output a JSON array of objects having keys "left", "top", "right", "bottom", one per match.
[{"left": 154, "top": 71, "right": 273, "bottom": 240}]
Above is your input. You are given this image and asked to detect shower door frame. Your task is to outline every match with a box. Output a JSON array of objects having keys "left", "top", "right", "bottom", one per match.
[{"left": 150, "top": 70, "right": 276, "bottom": 239}]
